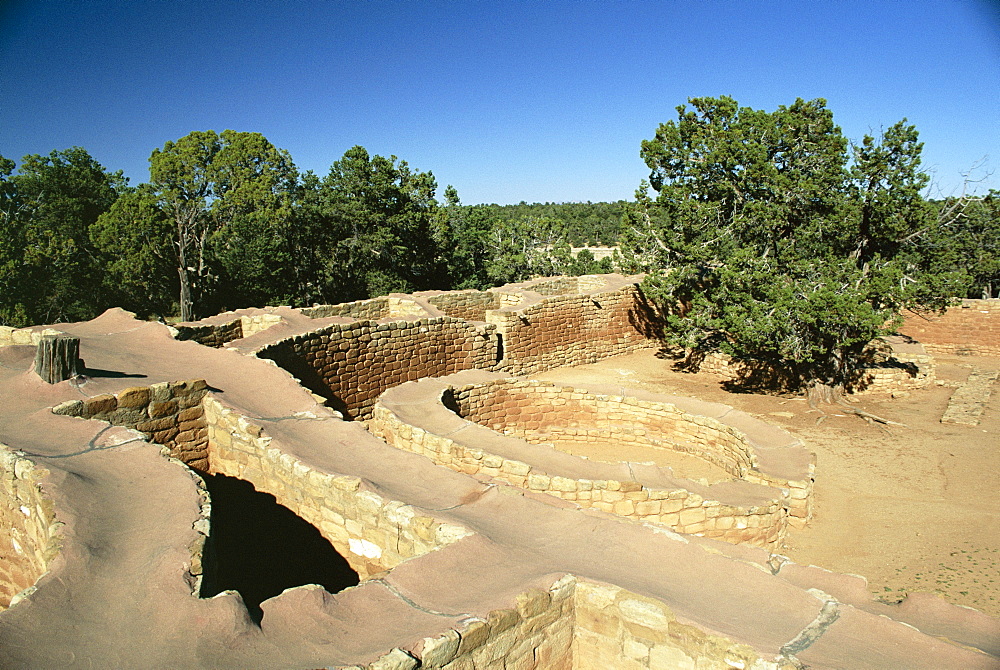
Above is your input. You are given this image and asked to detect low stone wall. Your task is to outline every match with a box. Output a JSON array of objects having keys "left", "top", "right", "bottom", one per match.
[
  {"left": 363, "top": 575, "right": 796, "bottom": 670},
  {"left": 901, "top": 300, "right": 1000, "bottom": 356},
  {"left": 452, "top": 380, "right": 757, "bottom": 480},
  {"left": 302, "top": 297, "right": 390, "bottom": 321},
  {"left": 941, "top": 368, "right": 998, "bottom": 426},
  {"left": 694, "top": 345, "right": 935, "bottom": 395},
  {"left": 203, "top": 397, "right": 471, "bottom": 579},
  {"left": 240, "top": 313, "right": 283, "bottom": 338},
  {"left": 49, "top": 383, "right": 471, "bottom": 583},
  {"left": 0, "top": 445, "right": 61, "bottom": 611},
  {"left": 257, "top": 318, "right": 498, "bottom": 420},
  {"left": 572, "top": 579, "right": 793, "bottom": 670},
  {"left": 373, "top": 575, "right": 577, "bottom": 670},
  {"left": 426, "top": 290, "right": 501, "bottom": 322},
  {"left": 53, "top": 380, "right": 211, "bottom": 471},
  {"left": 525, "top": 277, "right": 582, "bottom": 296},
  {"left": 371, "top": 378, "right": 811, "bottom": 549},
  {"left": 0, "top": 326, "right": 64, "bottom": 347},
  {"left": 172, "top": 319, "right": 244, "bottom": 348},
  {"left": 488, "top": 283, "right": 658, "bottom": 376}
]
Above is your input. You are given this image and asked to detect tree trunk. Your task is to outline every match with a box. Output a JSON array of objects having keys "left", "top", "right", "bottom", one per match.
[
  {"left": 34, "top": 334, "right": 82, "bottom": 384},
  {"left": 178, "top": 265, "right": 192, "bottom": 322}
]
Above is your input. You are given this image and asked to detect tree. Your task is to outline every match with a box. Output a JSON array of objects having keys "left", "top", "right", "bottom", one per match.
[
  {"left": 0, "top": 148, "right": 123, "bottom": 326},
  {"left": 630, "top": 96, "right": 965, "bottom": 401},
  {"left": 318, "top": 146, "right": 445, "bottom": 300},
  {"left": 148, "top": 130, "right": 297, "bottom": 320},
  {"left": 432, "top": 187, "right": 498, "bottom": 290},
  {"left": 90, "top": 184, "right": 176, "bottom": 317},
  {"left": 925, "top": 191, "right": 1000, "bottom": 299},
  {"left": 484, "top": 215, "right": 571, "bottom": 285}
]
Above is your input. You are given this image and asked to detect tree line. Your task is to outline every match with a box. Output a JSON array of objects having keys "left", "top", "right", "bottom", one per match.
[
  {"left": 0, "top": 136, "right": 619, "bottom": 326},
  {"left": 2, "top": 102, "right": 997, "bottom": 399}
]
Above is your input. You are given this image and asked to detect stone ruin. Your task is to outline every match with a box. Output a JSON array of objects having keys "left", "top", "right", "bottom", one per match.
[{"left": 0, "top": 274, "right": 997, "bottom": 669}]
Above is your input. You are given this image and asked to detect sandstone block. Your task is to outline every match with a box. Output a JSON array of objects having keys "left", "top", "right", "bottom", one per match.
[
  {"left": 85, "top": 394, "right": 117, "bottom": 416},
  {"left": 367, "top": 648, "right": 418, "bottom": 670},
  {"left": 117, "top": 386, "right": 150, "bottom": 408}
]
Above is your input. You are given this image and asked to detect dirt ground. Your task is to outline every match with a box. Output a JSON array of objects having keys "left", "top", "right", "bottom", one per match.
[{"left": 535, "top": 348, "right": 1000, "bottom": 617}]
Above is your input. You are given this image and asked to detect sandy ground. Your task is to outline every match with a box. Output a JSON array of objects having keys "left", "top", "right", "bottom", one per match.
[{"left": 535, "top": 349, "right": 1000, "bottom": 617}]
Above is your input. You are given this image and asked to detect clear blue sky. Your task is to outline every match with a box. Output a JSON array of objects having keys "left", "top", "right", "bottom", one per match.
[{"left": 2, "top": 0, "right": 998, "bottom": 205}]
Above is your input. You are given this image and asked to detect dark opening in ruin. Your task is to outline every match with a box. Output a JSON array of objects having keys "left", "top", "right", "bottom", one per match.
[
  {"left": 198, "top": 473, "right": 360, "bottom": 624},
  {"left": 495, "top": 333, "right": 504, "bottom": 365}
]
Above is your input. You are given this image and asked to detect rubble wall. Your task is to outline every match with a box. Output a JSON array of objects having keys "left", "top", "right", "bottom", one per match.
[
  {"left": 257, "top": 318, "right": 498, "bottom": 420},
  {"left": 0, "top": 446, "right": 60, "bottom": 610},
  {"left": 901, "top": 300, "right": 1000, "bottom": 356}
]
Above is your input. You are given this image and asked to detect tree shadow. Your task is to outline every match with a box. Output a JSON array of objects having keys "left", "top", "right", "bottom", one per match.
[{"left": 79, "top": 367, "right": 148, "bottom": 379}]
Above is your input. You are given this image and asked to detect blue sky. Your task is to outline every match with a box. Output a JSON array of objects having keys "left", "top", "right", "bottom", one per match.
[{"left": 2, "top": 0, "right": 998, "bottom": 204}]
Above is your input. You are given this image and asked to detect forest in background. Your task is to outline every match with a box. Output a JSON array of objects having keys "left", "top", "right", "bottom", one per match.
[
  {"left": 0, "top": 139, "right": 620, "bottom": 326},
  {"left": 1, "top": 99, "right": 997, "bottom": 358}
]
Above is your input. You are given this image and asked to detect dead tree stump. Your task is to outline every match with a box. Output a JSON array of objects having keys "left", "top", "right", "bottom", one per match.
[{"left": 34, "top": 335, "right": 82, "bottom": 384}]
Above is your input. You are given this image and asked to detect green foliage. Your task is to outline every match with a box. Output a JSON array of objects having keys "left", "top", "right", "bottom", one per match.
[
  {"left": 0, "top": 148, "right": 123, "bottom": 326},
  {"left": 90, "top": 184, "right": 175, "bottom": 318},
  {"left": 316, "top": 146, "right": 446, "bottom": 301},
  {"left": 147, "top": 129, "right": 297, "bottom": 319},
  {"left": 630, "top": 96, "right": 966, "bottom": 391},
  {"left": 478, "top": 201, "right": 625, "bottom": 246},
  {"left": 930, "top": 192, "right": 1000, "bottom": 298}
]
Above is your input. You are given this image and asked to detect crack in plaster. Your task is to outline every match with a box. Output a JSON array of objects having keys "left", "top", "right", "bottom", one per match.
[
  {"left": 373, "top": 578, "right": 470, "bottom": 618},
  {"left": 778, "top": 597, "right": 841, "bottom": 660},
  {"left": 20, "top": 425, "right": 145, "bottom": 460}
]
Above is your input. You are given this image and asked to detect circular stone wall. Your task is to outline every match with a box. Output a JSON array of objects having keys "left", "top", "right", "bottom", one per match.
[
  {"left": 371, "top": 373, "right": 815, "bottom": 549},
  {"left": 448, "top": 379, "right": 758, "bottom": 481}
]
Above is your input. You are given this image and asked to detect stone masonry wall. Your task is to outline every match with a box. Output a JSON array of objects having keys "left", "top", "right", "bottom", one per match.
[
  {"left": 453, "top": 380, "right": 758, "bottom": 480},
  {"left": 0, "top": 445, "right": 61, "bottom": 611},
  {"left": 694, "top": 348, "right": 935, "bottom": 394},
  {"left": 526, "top": 277, "right": 581, "bottom": 296},
  {"left": 257, "top": 318, "right": 498, "bottom": 420},
  {"left": 362, "top": 575, "right": 794, "bottom": 670},
  {"left": 572, "top": 579, "right": 794, "bottom": 670},
  {"left": 901, "top": 300, "right": 1000, "bottom": 356},
  {"left": 173, "top": 320, "right": 244, "bottom": 348},
  {"left": 302, "top": 297, "right": 390, "bottom": 321},
  {"left": 377, "top": 575, "right": 577, "bottom": 670},
  {"left": 202, "top": 397, "right": 471, "bottom": 580},
  {"left": 52, "top": 380, "right": 210, "bottom": 471},
  {"left": 0, "top": 326, "right": 64, "bottom": 347},
  {"left": 370, "top": 383, "right": 796, "bottom": 549},
  {"left": 426, "top": 291, "right": 501, "bottom": 322},
  {"left": 47, "top": 385, "right": 471, "bottom": 582},
  {"left": 489, "top": 284, "right": 658, "bottom": 376}
]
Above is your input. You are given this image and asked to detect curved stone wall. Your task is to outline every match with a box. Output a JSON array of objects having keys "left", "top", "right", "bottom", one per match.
[
  {"left": 370, "top": 373, "right": 814, "bottom": 549},
  {"left": 256, "top": 317, "right": 498, "bottom": 420},
  {"left": 450, "top": 379, "right": 758, "bottom": 480},
  {"left": 47, "top": 382, "right": 470, "bottom": 582}
]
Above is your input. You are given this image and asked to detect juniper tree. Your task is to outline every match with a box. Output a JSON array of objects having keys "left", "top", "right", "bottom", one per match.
[{"left": 628, "top": 96, "right": 968, "bottom": 401}]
